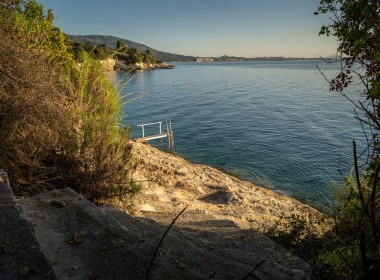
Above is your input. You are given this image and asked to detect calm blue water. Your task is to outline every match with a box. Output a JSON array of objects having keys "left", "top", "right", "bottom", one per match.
[{"left": 116, "top": 61, "right": 366, "bottom": 211}]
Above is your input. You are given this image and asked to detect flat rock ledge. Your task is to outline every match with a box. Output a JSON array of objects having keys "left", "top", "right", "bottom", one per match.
[
  {"left": 2, "top": 168, "right": 315, "bottom": 279},
  {"left": 18, "top": 188, "right": 311, "bottom": 279},
  {"left": 129, "top": 141, "right": 332, "bottom": 236}
]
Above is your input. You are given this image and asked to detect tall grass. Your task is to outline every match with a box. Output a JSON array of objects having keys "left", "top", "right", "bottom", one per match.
[{"left": 59, "top": 53, "right": 139, "bottom": 202}]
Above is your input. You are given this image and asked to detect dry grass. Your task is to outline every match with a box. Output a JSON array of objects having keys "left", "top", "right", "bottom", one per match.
[
  {"left": 0, "top": 29, "right": 72, "bottom": 194},
  {"left": 0, "top": 26, "right": 139, "bottom": 202}
]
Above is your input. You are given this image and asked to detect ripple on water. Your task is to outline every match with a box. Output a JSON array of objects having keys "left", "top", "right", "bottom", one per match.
[{"left": 119, "top": 61, "right": 367, "bottom": 209}]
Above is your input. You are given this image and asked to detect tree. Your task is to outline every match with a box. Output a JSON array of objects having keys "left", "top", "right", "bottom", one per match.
[
  {"left": 316, "top": 0, "right": 380, "bottom": 276},
  {"left": 128, "top": 47, "right": 142, "bottom": 63},
  {"left": 70, "top": 41, "right": 85, "bottom": 61},
  {"left": 116, "top": 39, "right": 128, "bottom": 53},
  {"left": 1, "top": 0, "right": 71, "bottom": 62},
  {"left": 23, "top": 0, "right": 44, "bottom": 21},
  {"left": 316, "top": 0, "right": 380, "bottom": 124},
  {"left": 143, "top": 49, "right": 156, "bottom": 64}
]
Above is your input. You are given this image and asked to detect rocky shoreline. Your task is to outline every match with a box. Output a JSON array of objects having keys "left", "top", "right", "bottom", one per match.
[
  {"left": 2, "top": 170, "right": 314, "bottom": 279},
  {"left": 0, "top": 142, "right": 332, "bottom": 279},
  {"left": 125, "top": 141, "right": 332, "bottom": 236},
  {"left": 100, "top": 58, "right": 173, "bottom": 71},
  {"left": 116, "top": 61, "right": 173, "bottom": 71}
]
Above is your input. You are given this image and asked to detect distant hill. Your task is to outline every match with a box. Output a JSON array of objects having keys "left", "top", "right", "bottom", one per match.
[
  {"left": 67, "top": 34, "right": 324, "bottom": 63},
  {"left": 67, "top": 34, "right": 196, "bottom": 62},
  {"left": 195, "top": 55, "right": 323, "bottom": 62}
]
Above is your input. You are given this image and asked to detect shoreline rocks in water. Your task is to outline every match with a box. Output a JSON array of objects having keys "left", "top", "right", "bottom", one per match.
[
  {"left": 115, "top": 61, "right": 173, "bottom": 71},
  {"left": 126, "top": 141, "right": 333, "bottom": 236},
  {"left": 100, "top": 58, "right": 173, "bottom": 71}
]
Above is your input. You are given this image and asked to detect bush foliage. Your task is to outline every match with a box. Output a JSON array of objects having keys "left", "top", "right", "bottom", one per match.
[
  {"left": 265, "top": 1, "right": 380, "bottom": 279},
  {"left": 314, "top": 0, "right": 380, "bottom": 278},
  {"left": 69, "top": 39, "right": 157, "bottom": 65},
  {"left": 0, "top": 0, "right": 139, "bottom": 203}
]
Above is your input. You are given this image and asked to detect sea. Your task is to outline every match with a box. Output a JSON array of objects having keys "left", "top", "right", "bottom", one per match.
[{"left": 115, "top": 61, "right": 367, "bottom": 211}]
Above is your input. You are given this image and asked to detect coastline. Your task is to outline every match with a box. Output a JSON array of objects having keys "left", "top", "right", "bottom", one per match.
[
  {"left": 127, "top": 141, "right": 333, "bottom": 236},
  {"left": 100, "top": 57, "right": 173, "bottom": 71}
]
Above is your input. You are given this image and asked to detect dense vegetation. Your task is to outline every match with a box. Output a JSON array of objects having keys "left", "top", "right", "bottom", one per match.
[
  {"left": 314, "top": 0, "right": 380, "bottom": 278},
  {"left": 69, "top": 39, "right": 158, "bottom": 64},
  {"left": 269, "top": 1, "right": 380, "bottom": 279},
  {"left": 68, "top": 35, "right": 327, "bottom": 63},
  {"left": 67, "top": 34, "right": 197, "bottom": 62},
  {"left": 0, "top": 0, "right": 139, "bottom": 203}
]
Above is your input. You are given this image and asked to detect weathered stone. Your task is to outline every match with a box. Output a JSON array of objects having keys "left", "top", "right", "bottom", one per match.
[
  {"left": 50, "top": 199, "right": 65, "bottom": 208},
  {"left": 99, "top": 58, "right": 117, "bottom": 71},
  {"left": 13, "top": 187, "right": 313, "bottom": 279},
  {"left": 130, "top": 141, "right": 332, "bottom": 235},
  {"left": 114, "top": 60, "right": 173, "bottom": 71},
  {"left": 1, "top": 138, "right": 331, "bottom": 279},
  {"left": 0, "top": 170, "right": 56, "bottom": 280}
]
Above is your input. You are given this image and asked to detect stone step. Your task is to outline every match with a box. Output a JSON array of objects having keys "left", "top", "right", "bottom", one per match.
[
  {"left": 18, "top": 188, "right": 202, "bottom": 280},
  {"left": 12, "top": 186, "right": 312, "bottom": 280},
  {"left": 102, "top": 205, "right": 310, "bottom": 279},
  {"left": 102, "top": 205, "right": 263, "bottom": 279},
  {"left": 0, "top": 170, "right": 56, "bottom": 280},
  {"left": 138, "top": 209, "right": 308, "bottom": 271}
]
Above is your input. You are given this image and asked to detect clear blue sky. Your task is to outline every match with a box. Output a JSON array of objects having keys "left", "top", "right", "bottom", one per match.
[{"left": 38, "top": 0, "right": 337, "bottom": 58}]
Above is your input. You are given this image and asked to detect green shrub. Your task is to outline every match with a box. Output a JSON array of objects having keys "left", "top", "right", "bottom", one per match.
[
  {"left": 57, "top": 53, "right": 140, "bottom": 202},
  {"left": 0, "top": 0, "right": 139, "bottom": 203},
  {"left": 317, "top": 240, "right": 361, "bottom": 279}
]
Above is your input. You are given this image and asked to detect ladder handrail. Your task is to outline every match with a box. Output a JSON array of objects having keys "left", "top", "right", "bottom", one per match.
[
  {"left": 137, "top": 122, "right": 163, "bottom": 138},
  {"left": 135, "top": 119, "right": 173, "bottom": 149},
  {"left": 137, "top": 122, "right": 162, "bottom": 127}
]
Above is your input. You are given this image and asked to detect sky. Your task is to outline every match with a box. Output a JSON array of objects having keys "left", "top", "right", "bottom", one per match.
[{"left": 37, "top": 0, "right": 338, "bottom": 58}]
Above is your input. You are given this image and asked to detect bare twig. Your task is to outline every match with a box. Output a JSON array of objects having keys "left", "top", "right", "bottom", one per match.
[
  {"left": 353, "top": 140, "right": 368, "bottom": 215},
  {"left": 354, "top": 109, "right": 372, "bottom": 163},
  {"left": 145, "top": 207, "right": 187, "bottom": 280},
  {"left": 0, "top": 68, "right": 29, "bottom": 86},
  {"left": 240, "top": 260, "right": 266, "bottom": 280},
  {"left": 369, "top": 162, "right": 380, "bottom": 245},
  {"left": 354, "top": 162, "right": 380, "bottom": 243}
]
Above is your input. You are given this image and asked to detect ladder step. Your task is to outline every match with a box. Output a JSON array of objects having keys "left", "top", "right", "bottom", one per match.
[
  {"left": 134, "top": 119, "right": 174, "bottom": 148},
  {"left": 136, "top": 134, "right": 168, "bottom": 142}
]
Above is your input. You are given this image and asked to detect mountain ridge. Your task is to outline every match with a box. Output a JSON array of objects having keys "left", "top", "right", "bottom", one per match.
[
  {"left": 67, "top": 34, "right": 196, "bottom": 62},
  {"left": 67, "top": 34, "right": 326, "bottom": 63}
]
